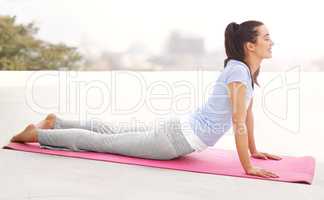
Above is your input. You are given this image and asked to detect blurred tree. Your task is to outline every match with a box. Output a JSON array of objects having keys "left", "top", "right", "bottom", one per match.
[{"left": 0, "top": 15, "right": 82, "bottom": 70}]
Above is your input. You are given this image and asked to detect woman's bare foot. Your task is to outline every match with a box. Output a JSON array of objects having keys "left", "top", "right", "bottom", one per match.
[
  {"left": 36, "top": 113, "right": 56, "bottom": 129},
  {"left": 10, "top": 124, "right": 38, "bottom": 143}
]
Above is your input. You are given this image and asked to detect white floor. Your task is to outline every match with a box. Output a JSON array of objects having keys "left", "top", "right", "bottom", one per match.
[{"left": 1, "top": 71, "right": 324, "bottom": 199}]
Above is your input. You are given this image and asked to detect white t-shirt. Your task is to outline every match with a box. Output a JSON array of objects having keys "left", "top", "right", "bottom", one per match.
[{"left": 180, "top": 59, "right": 254, "bottom": 151}]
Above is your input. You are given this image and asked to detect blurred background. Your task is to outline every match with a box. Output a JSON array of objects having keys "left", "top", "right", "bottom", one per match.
[
  {"left": 1, "top": 0, "right": 324, "bottom": 163},
  {"left": 1, "top": 0, "right": 324, "bottom": 71}
]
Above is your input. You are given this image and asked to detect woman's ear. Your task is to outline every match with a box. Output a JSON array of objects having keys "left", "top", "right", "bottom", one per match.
[{"left": 245, "top": 42, "right": 256, "bottom": 52}]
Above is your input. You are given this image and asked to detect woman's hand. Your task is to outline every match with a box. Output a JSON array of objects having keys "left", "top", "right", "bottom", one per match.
[
  {"left": 246, "top": 166, "right": 279, "bottom": 178},
  {"left": 251, "top": 151, "right": 282, "bottom": 160}
]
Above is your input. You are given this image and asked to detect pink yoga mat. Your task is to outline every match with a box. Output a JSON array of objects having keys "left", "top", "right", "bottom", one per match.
[{"left": 3, "top": 142, "right": 315, "bottom": 184}]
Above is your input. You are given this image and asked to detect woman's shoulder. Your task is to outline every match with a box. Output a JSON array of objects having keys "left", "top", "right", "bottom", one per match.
[
  {"left": 219, "top": 60, "right": 250, "bottom": 81},
  {"left": 219, "top": 59, "right": 253, "bottom": 92},
  {"left": 225, "top": 59, "right": 250, "bottom": 75}
]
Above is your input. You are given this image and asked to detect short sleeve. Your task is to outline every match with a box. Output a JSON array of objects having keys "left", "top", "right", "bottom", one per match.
[{"left": 224, "top": 65, "right": 250, "bottom": 88}]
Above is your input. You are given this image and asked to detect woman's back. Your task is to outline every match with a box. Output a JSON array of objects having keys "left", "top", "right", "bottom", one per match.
[{"left": 188, "top": 59, "right": 254, "bottom": 146}]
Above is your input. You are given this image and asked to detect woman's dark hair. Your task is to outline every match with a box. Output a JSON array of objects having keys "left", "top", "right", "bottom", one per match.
[{"left": 224, "top": 20, "right": 264, "bottom": 89}]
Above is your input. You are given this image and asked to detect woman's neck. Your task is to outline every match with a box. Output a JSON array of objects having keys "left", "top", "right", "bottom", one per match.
[{"left": 244, "top": 56, "right": 261, "bottom": 76}]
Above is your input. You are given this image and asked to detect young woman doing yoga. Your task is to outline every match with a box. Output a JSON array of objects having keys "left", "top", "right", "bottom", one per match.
[{"left": 11, "top": 20, "right": 282, "bottom": 179}]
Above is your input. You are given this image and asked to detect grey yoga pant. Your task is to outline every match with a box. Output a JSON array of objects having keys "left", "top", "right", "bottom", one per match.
[{"left": 37, "top": 115, "right": 195, "bottom": 160}]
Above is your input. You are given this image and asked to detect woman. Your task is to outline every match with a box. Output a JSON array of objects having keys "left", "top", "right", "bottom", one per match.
[{"left": 11, "top": 20, "right": 282, "bottom": 179}]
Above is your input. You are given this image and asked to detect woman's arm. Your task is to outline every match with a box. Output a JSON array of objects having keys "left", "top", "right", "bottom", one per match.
[
  {"left": 228, "top": 82, "right": 253, "bottom": 172},
  {"left": 228, "top": 82, "right": 279, "bottom": 178},
  {"left": 246, "top": 98, "right": 283, "bottom": 160},
  {"left": 246, "top": 98, "right": 257, "bottom": 154}
]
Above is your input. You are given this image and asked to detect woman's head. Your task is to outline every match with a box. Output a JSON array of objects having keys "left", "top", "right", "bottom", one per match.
[{"left": 224, "top": 20, "right": 274, "bottom": 88}]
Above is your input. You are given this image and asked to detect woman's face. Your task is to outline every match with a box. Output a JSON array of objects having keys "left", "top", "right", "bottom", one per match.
[{"left": 253, "top": 25, "right": 274, "bottom": 59}]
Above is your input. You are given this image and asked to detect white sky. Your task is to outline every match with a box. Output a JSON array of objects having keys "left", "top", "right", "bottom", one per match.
[{"left": 1, "top": 0, "right": 324, "bottom": 66}]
